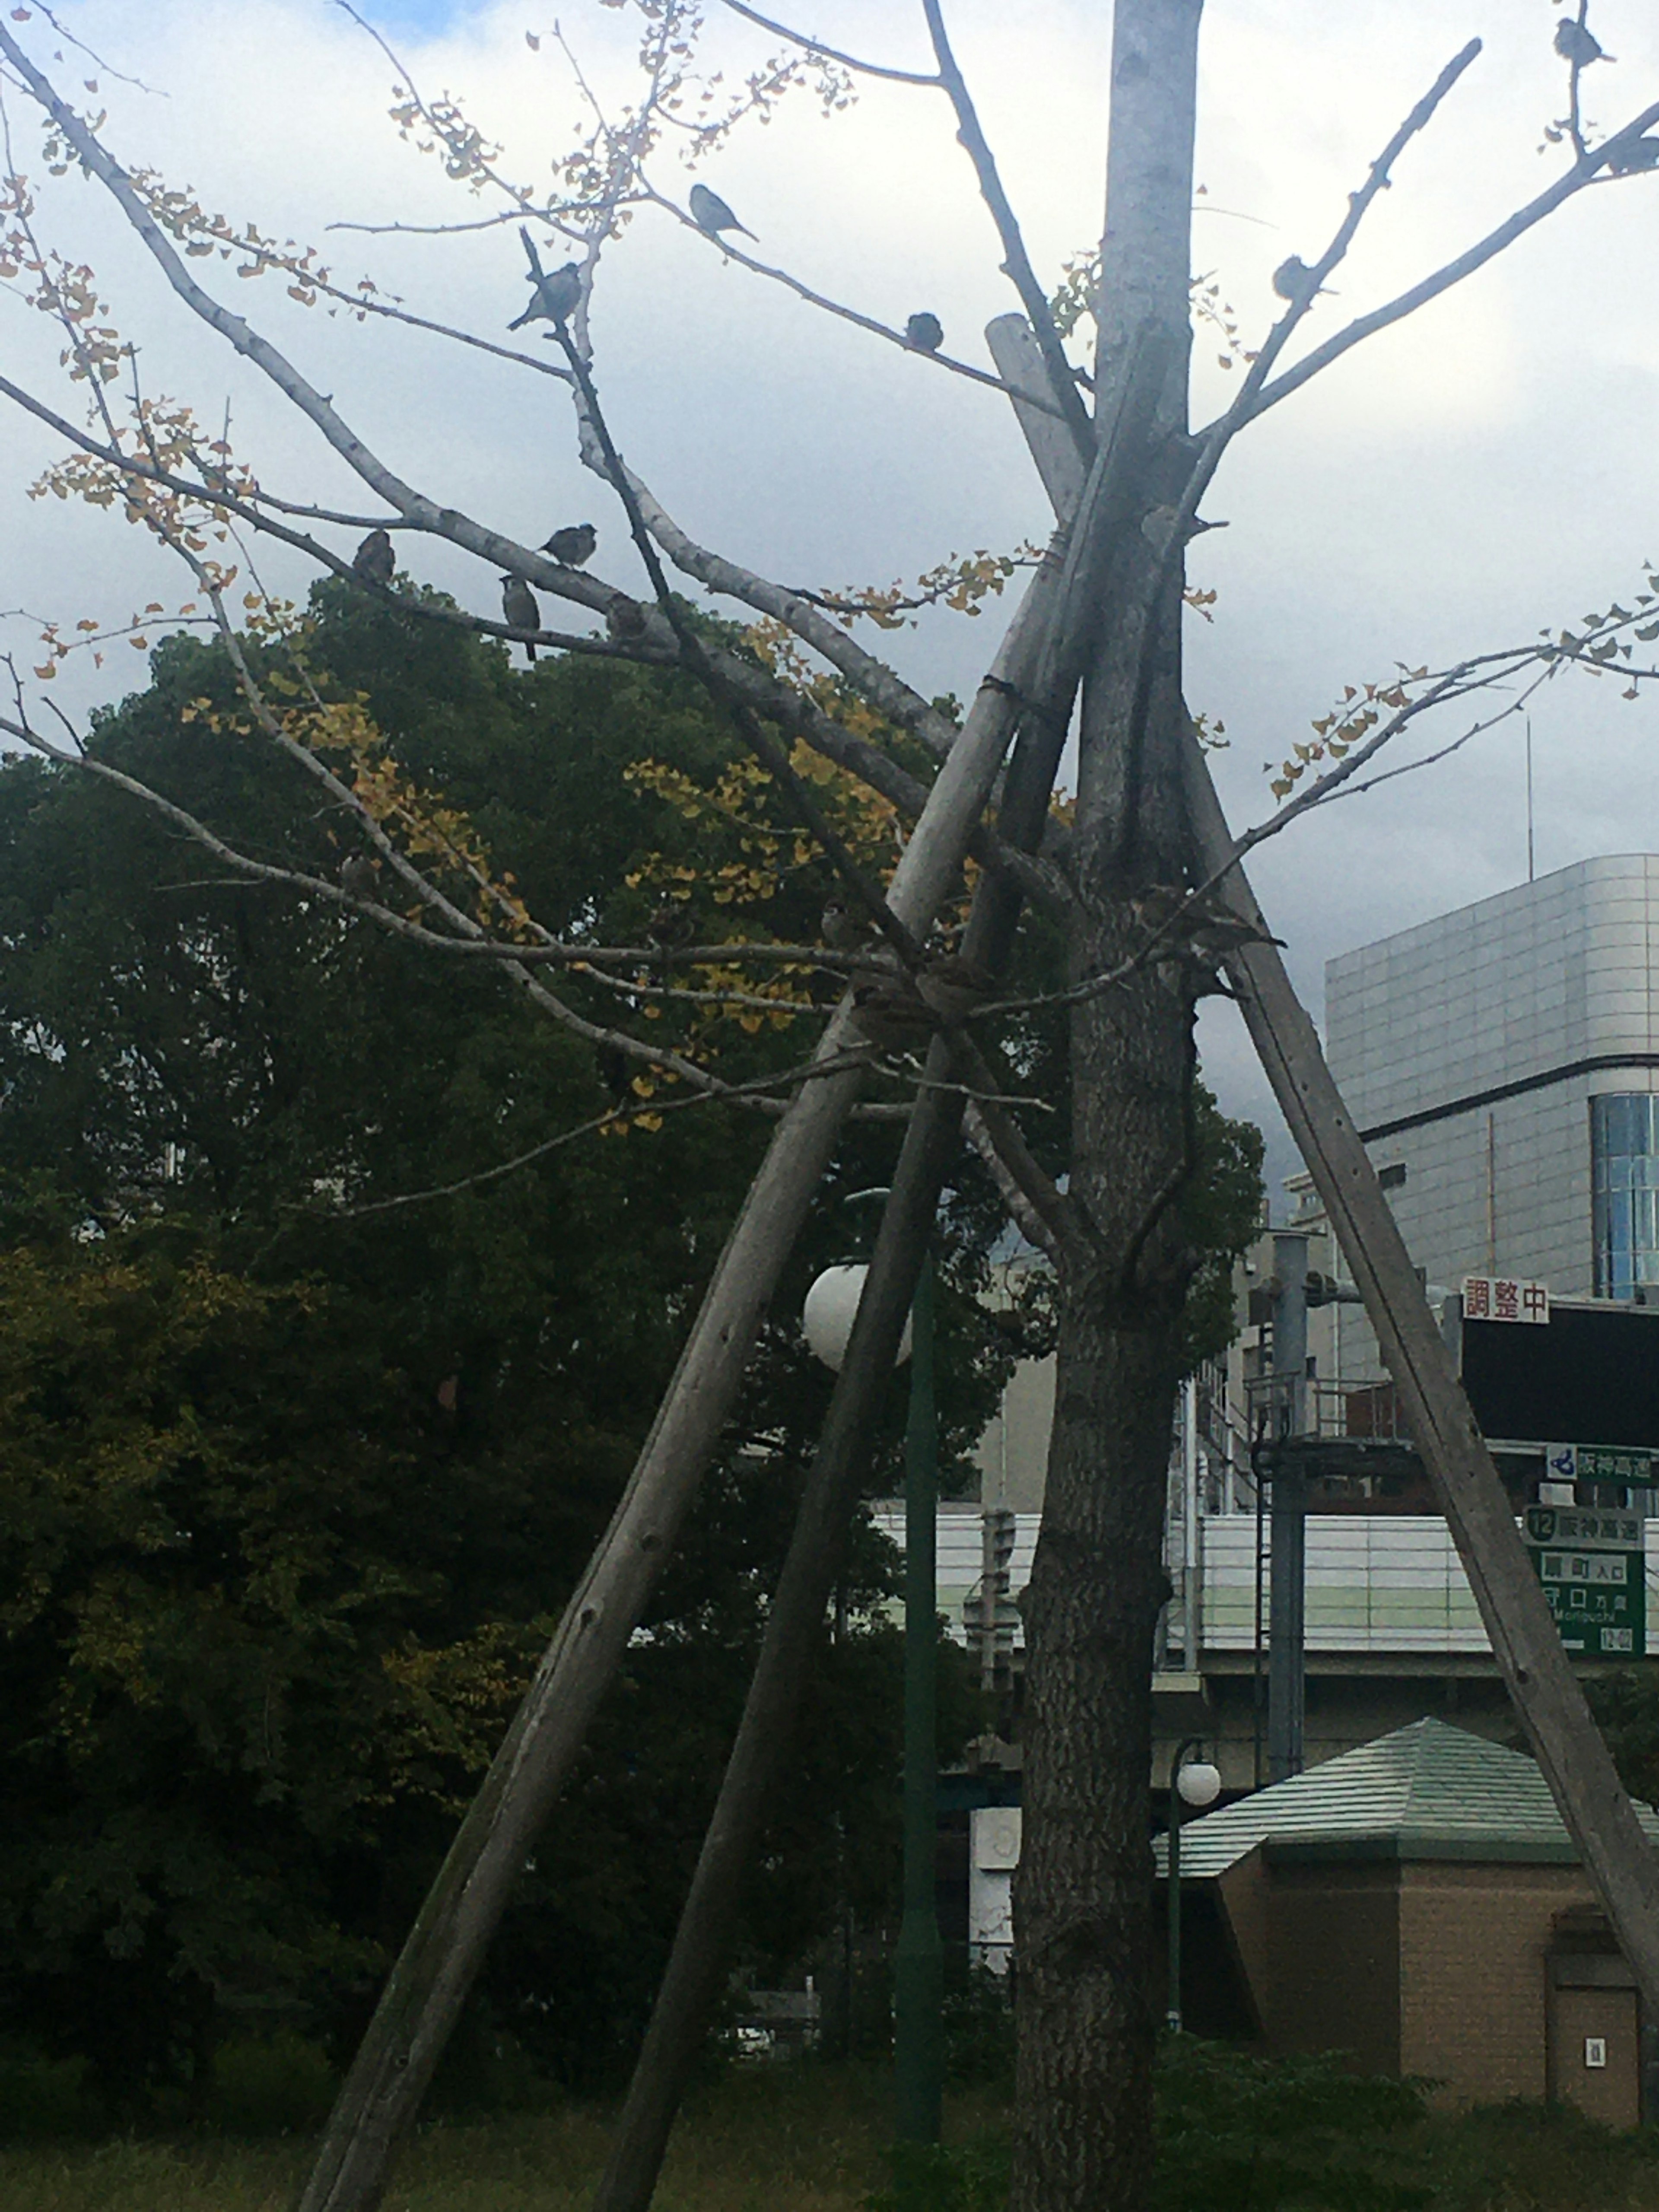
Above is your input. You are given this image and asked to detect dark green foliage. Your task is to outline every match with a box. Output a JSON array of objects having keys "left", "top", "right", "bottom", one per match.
[
  {"left": 0, "top": 590, "right": 1001, "bottom": 2113},
  {"left": 0, "top": 584, "right": 1259, "bottom": 2119},
  {"left": 1585, "top": 1668, "right": 1659, "bottom": 1808},
  {"left": 940, "top": 1963, "right": 1015, "bottom": 2088},
  {"left": 866, "top": 2136, "right": 1011, "bottom": 2212},
  {"left": 1179, "top": 1089, "right": 1266, "bottom": 1372},
  {"left": 1153, "top": 2036, "right": 1431, "bottom": 2212}
]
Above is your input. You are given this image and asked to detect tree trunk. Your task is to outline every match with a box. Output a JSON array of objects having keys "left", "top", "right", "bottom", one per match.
[{"left": 1012, "top": 5, "right": 1203, "bottom": 2206}]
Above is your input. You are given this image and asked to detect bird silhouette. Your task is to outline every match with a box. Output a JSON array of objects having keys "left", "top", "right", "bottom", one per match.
[
  {"left": 339, "top": 852, "right": 378, "bottom": 900},
  {"left": 821, "top": 899, "right": 871, "bottom": 953},
  {"left": 509, "top": 227, "right": 581, "bottom": 331},
  {"left": 606, "top": 595, "right": 648, "bottom": 641},
  {"left": 597, "top": 1042, "right": 633, "bottom": 1106},
  {"left": 905, "top": 312, "right": 944, "bottom": 353},
  {"left": 501, "top": 575, "right": 540, "bottom": 660},
  {"left": 916, "top": 951, "right": 998, "bottom": 1024},
  {"left": 543, "top": 523, "right": 597, "bottom": 567},
  {"left": 1555, "top": 18, "right": 1611, "bottom": 66},
  {"left": 647, "top": 903, "right": 696, "bottom": 990},
  {"left": 1271, "top": 255, "right": 1327, "bottom": 305},
  {"left": 1131, "top": 884, "right": 1284, "bottom": 956},
  {"left": 689, "top": 182, "right": 756, "bottom": 244},
  {"left": 851, "top": 983, "right": 938, "bottom": 1055},
  {"left": 351, "top": 528, "right": 394, "bottom": 585}
]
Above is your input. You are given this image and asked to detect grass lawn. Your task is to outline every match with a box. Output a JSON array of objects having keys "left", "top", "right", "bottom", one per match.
[
  {"left": 0, "top": 2062, "right": 1003, "bottom": 2212},
  {"left": 8, "top": 2054, "right": 1659, "bottom": 2211}
]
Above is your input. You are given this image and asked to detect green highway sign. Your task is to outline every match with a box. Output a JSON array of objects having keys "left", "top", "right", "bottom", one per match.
[{"left": 1523, "top": 1506, "right": 1646, "bottom": 1659}]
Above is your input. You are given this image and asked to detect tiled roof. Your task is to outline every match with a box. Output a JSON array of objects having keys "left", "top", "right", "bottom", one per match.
[{"left": 1154, "top": 1717, "right": 1659, "bottom": 1879}]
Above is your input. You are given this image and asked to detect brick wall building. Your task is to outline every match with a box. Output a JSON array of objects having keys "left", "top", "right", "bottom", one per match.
[{"left": 1152, "top": 1719, "right": 1659, "bottom": 2123}]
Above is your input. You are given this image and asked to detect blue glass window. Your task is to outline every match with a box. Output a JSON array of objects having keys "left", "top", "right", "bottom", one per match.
[{"left": 1592, "top": 1095, "right": 1659, "bottom": 1297}]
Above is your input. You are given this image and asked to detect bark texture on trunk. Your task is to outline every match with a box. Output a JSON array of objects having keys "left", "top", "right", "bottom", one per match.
[{"left": 1012, "top": 7, "right": 1204, "bottom": 2206}]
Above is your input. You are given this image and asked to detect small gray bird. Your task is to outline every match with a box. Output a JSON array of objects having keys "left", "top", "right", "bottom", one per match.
[
  {"left": 851, "top": 982, "right": 938, "bottom": 1055},
  {"left": 1555, "top": 17, "right": 1610, "bottom": 66},
  {"left": 339, "top": 852, "right": 378, "bottom": 900},
  {"left": 509, "top": 226, "right": 582, "bottom": 332},
  {"left": 606, "top": 596, "right": 648, "bottom": 642},
  {"left": 916, "top": 951, "right": 998, "bottom": 1025},
  {"left": 1607, "top": 134, "right": 1659, "bottom": 172},
  {"left": 501, "top": 574, "right": 541, "bottom": 660},
  {"left": 1271, "top": 255, "right": 1324, "bottom": 305},
  {"left": 905, "top": 311, "right": 944, "bottom": 353},
  {"left": 1132, "top": 883, "right": 1284, "bottom": 957},
  {"left": 821, "top": 898, "right": 871, "bottom": 954},
  {"left": 542, "top": 523, "right": 597, "bottom": 567},
  {"left": 689, "top": 181, "right": 756, "bottom": 244},
  {"left": 351, "top": 528, "right": 394, "bottom": 586}
]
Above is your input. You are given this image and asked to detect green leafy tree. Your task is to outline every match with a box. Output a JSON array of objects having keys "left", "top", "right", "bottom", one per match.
[{"left": 0, "top": 591, "right": 1025, "bottom": 2110}]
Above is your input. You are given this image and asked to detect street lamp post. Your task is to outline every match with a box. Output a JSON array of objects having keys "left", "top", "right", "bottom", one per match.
[
  {"left": 893, "top": 1248, "right": 942, "bottom": 2141},
  {"left": 1166, "top": 1738, "right": 1221, "bottom": 2035},
  {"left": 804, "top": 1207, "right": 941, "bottom": 2142}
]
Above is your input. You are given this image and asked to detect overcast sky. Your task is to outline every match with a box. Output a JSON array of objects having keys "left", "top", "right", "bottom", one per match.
[{"left": 4, "top": 0, "right": 1659, "bottom": 1199}]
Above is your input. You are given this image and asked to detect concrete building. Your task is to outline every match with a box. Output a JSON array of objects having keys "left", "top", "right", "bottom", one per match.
[{"left": 1325, "top": 853, "right": 1659, "bottom": 1312}]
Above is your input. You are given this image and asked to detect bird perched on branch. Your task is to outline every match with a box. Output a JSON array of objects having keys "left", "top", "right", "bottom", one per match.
[
  {"left": 647, "top": 902, "right": 696, "bottom": 989},
  {"left": 916, "top": 951, "right": 998, "bottom": 1025},
  {"left": 1606, "top": 134, "right": 1659, "bottom": 172},
  {"left": 606, "top": 595, "right": 648, "bottom": 641},
  {"left": 905, "top": 311, "right": 944, "bottom": 353},
  {"left": 851, "top": 982, "right": 938, "bottom": 1055},
  {"left": 351, "top": 528, "right": 394, "bottom": 586},
  {"left": 542, "top": 523, "right": 597, "bottom": 567},
  {"left": 689, "top": 182, "right": 756, "bottom": 245},
  {"left": 1555, "top": 17, "right": 1611, "bottom": 66},
  {"left": 509, "top": 227, "right": 582, "bottom": 331},
  {"left": 821, "top": 898, "right": 873, "bottom": 954},
  {"left": 1131, "top": 883, "right": 1284, "bottom": 957},
  {"left": 597, "top": 1042, "right": 633, "bottom": 1108},
  {"left": 339, "top": 852, "right": 378, "bottom": 900},
  {"left": 1271, "top": 255, "right": 1330, "bottom": 307},
  {"left": 500, "top": 575, "right": 540, "bottom": 660}
]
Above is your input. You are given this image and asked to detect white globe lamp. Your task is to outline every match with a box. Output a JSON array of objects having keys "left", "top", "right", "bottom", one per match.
[
  {"left": 802, "top": 1262, "right": 912, "bottom": 1373},
  {"left": 1176, "top": 1759, "right": 1221, "bottom": 1811}
]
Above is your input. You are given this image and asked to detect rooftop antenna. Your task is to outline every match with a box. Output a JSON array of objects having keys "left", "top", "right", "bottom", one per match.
[{"left": 1525, "top": 716, "right": 1535, "bottom": 884}]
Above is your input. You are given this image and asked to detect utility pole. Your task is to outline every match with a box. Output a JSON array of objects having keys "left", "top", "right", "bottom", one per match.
[{"left": 1267, "top": 1231, "right": 1309, "bottom": 1783}]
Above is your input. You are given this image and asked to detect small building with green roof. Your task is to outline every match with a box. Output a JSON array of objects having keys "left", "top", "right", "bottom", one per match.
[{"left": 1154, "top": 1717, "right": 1659, "bottom": 2127}]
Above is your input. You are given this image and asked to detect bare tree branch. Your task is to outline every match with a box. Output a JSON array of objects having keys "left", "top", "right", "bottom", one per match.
[
  {"left": 920, "top": 0, "right": 1094, "bottom": 458},
  {"left": 550, "top": 319, "right": 929, "bottom": 967},
  {"left": 641, "top": 185, "right": 1053, "bottom": 422},
  {"left": 1176, "top": 38, "right": 1484, "bottom": 539},
  {"left": 717, "top": 0, "right": 940, "bottom": 86},
  {"left": 1218, "top": 95, "right": 1659, "bottom": 437},
  {"left": 623, "top": 470, "right": 966, "bottom": 761},
  {"left": 963, "top": 1099, "right": 1060, "bottom": 1259}
]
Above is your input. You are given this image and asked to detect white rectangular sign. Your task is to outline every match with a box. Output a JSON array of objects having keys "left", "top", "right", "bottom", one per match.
[{"left": 1462, "top": 1275, "right": 1550, "bottom": 1323}]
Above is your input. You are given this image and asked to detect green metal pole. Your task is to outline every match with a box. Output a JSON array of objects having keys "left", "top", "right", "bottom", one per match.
[
  {"left": 1166, "top": 1769, "right": 1183, "bottom": 2034},
  {"left": 1166, "top": 1736, "right": 1203, "bottom": 2035},
  {"left": 895, "top": 1252, "right": 942, "bottom": 2142}
]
